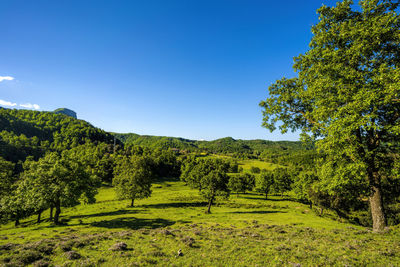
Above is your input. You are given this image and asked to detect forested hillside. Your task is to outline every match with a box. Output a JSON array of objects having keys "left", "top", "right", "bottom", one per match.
[
  {"left": 113, "top": 133, "right": 304, "bottom": 160},
  {"left": 0, "top": 108, "right": 117, "bottom": 164},
  {"left": 113, "top": 133, "right": 198, "bottom": 151}
]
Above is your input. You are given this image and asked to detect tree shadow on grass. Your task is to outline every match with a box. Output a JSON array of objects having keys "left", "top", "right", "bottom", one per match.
[
  {"left": 229, "top": 210, "right": 287, "bottom": 214},
  {"left": 242, "top": 196, "right": 296, "bottom": 202},
  {"left": 238, "top": 192, "right": 263, "bottom": 196},
  {"left": 25, "top": 209, "right": 141, "bottom": 229},
  {"left": 91, "top": 217, "right": 175, "bottom": 230},
  {"left": 153, "top": 176, "right": 180, "bottom": 183},
  {"left": 141, "top": 202, "right": 208, "bottom": 209},
  {"left": 68, "top": 209, "right": 140, "bottom": 219}
]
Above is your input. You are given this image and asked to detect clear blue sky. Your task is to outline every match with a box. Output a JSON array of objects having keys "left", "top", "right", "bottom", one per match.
[{"left": 0, "top": 0, "right": 339, "bottom": 141}]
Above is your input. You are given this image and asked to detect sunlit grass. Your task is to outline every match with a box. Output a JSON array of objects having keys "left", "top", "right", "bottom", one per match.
[
  {"left": 0, "top": 180, "right": 399, "bottom": 266},
  {"left": 239, "top": 159, "right": 278, "bottom": 171}
]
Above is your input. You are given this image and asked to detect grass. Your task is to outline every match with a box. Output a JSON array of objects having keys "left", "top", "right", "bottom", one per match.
[
  {"left": 205, "top": 154, "right": 280, "bottom": 171},
  {"left": 238, "top": 159, "right": 278, "bottom": 171},
  {"left": 0, "top": 180, "right": 400, "bottom": 266}
]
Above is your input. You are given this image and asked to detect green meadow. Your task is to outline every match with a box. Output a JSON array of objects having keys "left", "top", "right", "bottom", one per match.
[
  {"left": 1, "top": 179, "right": 399, "bottom": 266},
  {"left": 239, "top": 159, "right": 277, "bottom": 172},
  {"left": 1, "top": 0, "right": 400, "bottom": 266}
]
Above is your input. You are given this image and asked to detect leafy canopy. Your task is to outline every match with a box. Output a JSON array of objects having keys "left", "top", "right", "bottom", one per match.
[{"left": 260, "top": 0, "right": 400, "bottom": 231}]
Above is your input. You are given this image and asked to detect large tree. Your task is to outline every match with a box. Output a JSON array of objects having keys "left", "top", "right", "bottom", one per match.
[
  {"left": 20, "top": 151, "right": 99, "bottom": 224},
  {"left": 257, "top": 170, "right": 275, "bottom": 200},
  {"left": 260, "top": 0, "right": 399, "bottom": 231}
]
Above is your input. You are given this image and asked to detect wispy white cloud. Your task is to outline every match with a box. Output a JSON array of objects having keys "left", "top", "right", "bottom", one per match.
[
  {"left": 20, "top": 103, "right": 40, "bottom": 110},
  {"left": 0, "top": 76, "right": 15, "bottom": 82},
  {"left": 0, "top": 97, "right": 41, "bottom": 110},
  {"left": 0, "top": 99, "right": 17, "bottom": 107}
]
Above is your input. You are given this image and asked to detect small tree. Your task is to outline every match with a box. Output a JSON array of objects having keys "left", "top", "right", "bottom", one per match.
[
  {"left": 228, "top": 173, "right": 255, "bottom": 195},
  {"left": 0, "top": 181, "right": 33, "bottom": 226},
  {"left": 244, "top": 173, "right": 256, "bottom": 192},
  {"left": 180, "top": 156, "right": 197, "bottom": 184},
  {"left": 182, "top": 158, "right": 230, "bottom": 213},
  {"left": 257, "top": 171, "right": 275, "bottom": 200},
  {"left": 250, "top": 166, "right": 261, "bottom": 174},
  {"left": 201, "top": 169, "right": 230, "bottom": 213},
  {"left": 271, "top": 168, "right": 293, "bottom": 197},
  {"left": 113, "top": 155, "right": 154, "bottom": 207}
]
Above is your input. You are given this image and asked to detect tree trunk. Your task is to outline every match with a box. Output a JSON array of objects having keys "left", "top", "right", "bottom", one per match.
[
  {"left": 54, "top": 200, "right": 61, "bottom": 224},
  {"left": 367, "top": 168, "right": 386, "bottom": 232},
  {"left": 49, "top": 206, "right": 53, "bottom": 220},
  {"left": 206, "top": 198, "right": 213, "bottom": 214},
  {"left": 37, "top": 211, "right": 42, "bottom": 223},
  {"left": 265, "top": 191, "right": 268, "bottom": 200},
  {"left": 319, "top": 207, "right": 323, "bottom": 216},
  {"left": 309, "top": 201, "right": 313, "bottom": 210},
  {"left": 131, "top": 199, "right": 134, "bottom": 207},
  {"left": 15, "top": 218, "right": 20, "bottom": 227},
  {"left": 369, "top": 183, "right": 386, "bottom": 232}
]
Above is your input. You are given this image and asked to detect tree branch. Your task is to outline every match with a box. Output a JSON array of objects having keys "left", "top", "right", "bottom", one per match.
[{"left": 287, "top": 107, "right": 325, "bottom": 129}]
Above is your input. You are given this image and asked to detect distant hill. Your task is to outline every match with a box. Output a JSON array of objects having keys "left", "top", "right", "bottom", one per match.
[
  {"left": 112, "top": 133, "right": 198, "bottom": 151},
  {"left": 0, "top": 108, "right": 304, "bottom": 164},
  {"left": 54, "top": 108, "right": 77, "bottom": 119},
  {"left": 113, "top": 133, "right": 303, "bottom": 156}
]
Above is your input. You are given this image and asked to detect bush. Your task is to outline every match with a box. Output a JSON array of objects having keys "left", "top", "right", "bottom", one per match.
[{"left": 250, "top": 167, "right": 261, "bottom": 174}]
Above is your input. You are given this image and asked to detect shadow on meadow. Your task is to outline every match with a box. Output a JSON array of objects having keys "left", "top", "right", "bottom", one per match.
[
  {"left": 90, "top": 217, "right": 175, "bottom": 230},
  {"left": 68, "top": 209, "right": 140, "bottom": 219},
  {"left": 229, "top": 210, "right": 287, "bottom": 214},
  {"left": 242, "top": 196, "right": 296, "bottom": 202},
  {"left": 141, "top": 202, "right": 209, "bottom": 209},
  {"left": 19, "top": 209, "right": 142, "bottom": 229}
]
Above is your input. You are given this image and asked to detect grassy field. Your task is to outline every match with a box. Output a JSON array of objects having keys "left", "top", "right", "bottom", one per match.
[
  {"left": 0, "top": 179, "right": 399, "bottom": 266},
  {"left": 205, "top": 155, "right": 279, "bottom": 171},
  {"left": 238, "top": 159, "right": 278, "bottom": 171}
]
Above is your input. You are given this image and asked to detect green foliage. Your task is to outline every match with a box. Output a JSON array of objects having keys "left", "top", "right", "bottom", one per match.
[
  {"left": 228, "top": 173, "right": 255, "bottom": 194},
  {"left": 271, "top": 168, "right": 293, "bottom": 196},
  {"left": 150, "top": 148, "right": 181, "bottom": 178},
  {"left": 115, "top": 133, "right": 304, "bottom": 159},
  {"left": 260, "top": 0, "right": 400, "bottom": 231},
  {"left": 18, "top": 151, "right": 100, "bottom": 224},
  {"left": 113, "top": 155, "right": 154, "bottom": 206},
  {"left": 67, "top": 143, "right": 115, "bottom": 183},
  {"left": 180, "top": 158, "right": 231, "bottom": 213},
  {"left": 114, "top": 133, "right": 198, "bottom": 151},
  {"left": 257, "top": 170, "right": 275, "bottom": 199},
  {"left": 250, "top": 166, "right": 261, "bottom": 174},
  {"left": 0, "top": 109, "right": 117, "bottom": 165},
  {"left": 0, "top": 157, "right": 15, "bottom": 197}
]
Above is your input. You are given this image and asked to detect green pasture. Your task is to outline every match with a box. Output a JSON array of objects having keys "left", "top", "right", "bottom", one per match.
[
  {"left": 0, "top": 180, "right": 399, "bottom": 266},
  {"left": 205, "top": 155, "right": 279, "bottom": 171},
  {"left": 238, "top": 159, "right": 278, "bottom": 171}
]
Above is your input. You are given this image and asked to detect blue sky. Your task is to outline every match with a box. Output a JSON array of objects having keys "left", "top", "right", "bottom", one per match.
[{"left": 0, "top": 0, "right": 339, "bottom": 141}]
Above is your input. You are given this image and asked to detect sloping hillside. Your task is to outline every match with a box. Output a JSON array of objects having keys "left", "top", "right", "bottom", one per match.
[
  {"left": 113, "top": 133, "right": 304, "bottom": 156},
  {"left": 0, "top": 109, "right": 116, "bottom": 163}
]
